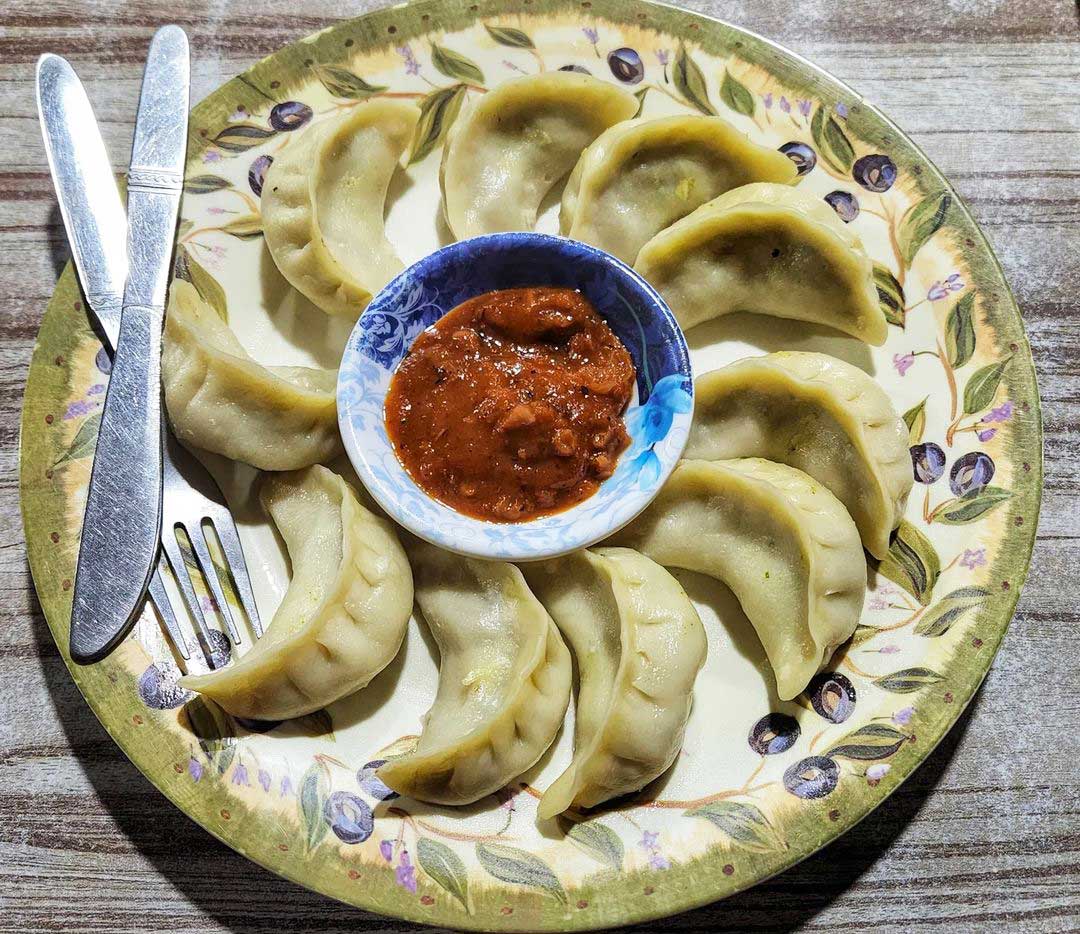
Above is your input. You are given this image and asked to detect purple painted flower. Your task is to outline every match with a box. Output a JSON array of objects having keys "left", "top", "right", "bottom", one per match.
[
  {"left": 985, "top": 401, "right": 1013, "bottom": 423},
  {"left": 893, "top": 352, "right": 915, "bottom": 376},
  {"left": 656, "top": 49, "right": 670, "bottom": 66},
  {"left": 188, "top": 756, "right": 204, "bottom": 782},
  {"left": 977, "top": 428, "right": 997, "bottom": 442},
  {"left": 642, "top": 830, "right": 659, "bottom": 848},
  {"left": 779, "top": 95, "right": 791, "bottom": 113},
  {"left": 397, "top": 45, "right": 420, "bottom": 76},
  {"left": 946, "top": 272, "right": 964, "bottom": 291},
  {"left": 63, "top": 398, "right": 100, "bottom": 420},
  {"left": 503, "top": 59, "right": 526, "bottom": 73},
  {"left": 639, "top": 829, "right": 670, "bottom": 870},
  {"left": 88, "top": 383, "right": 105, "bottom": 395},
  {"left": 836, "top": 101, "right": 849, "bottom": 119},
  {"left": 763, "top": 92, "right": 773, "bottom": 109},
  {"left": 380, "top": 839, "right": 394, "bottom": 862},
  {"left": 208, "top": 206, "right": 227, "bottom": 215},
  {"left": 203, "top": 149, "right": 222, "bottom": 164},
  {"left": 798, "top": 99, "right": 811, "bottom": 117},
  {"left": 258, "top": 769, "right": 271, "bottom": 792},
  {"left": 649, "top": 853, "right": 671, "bottom": 870},
  {"left": 583, "top": 27, "right": 599, "bottom": 45},
  {"left": 960, "top": 547, "right": 986, "bottom": 570},
  {"left": 892, "top": 706, "right": 915, "bottom": 726},
  {"left": 878, "top": 644, "right": 901, "bottom": 655},
  {"left": 396, "top": 850, "right": 418, "bottom": 892},
  {"left": 866, "top": 763, "right": 891, "bottom": 785},
  {"left": 927, "top": 281, "right": 948, "bottom": 302},
  {"left": 232, "top": 761, "right": 250, "bottom": 786},
  {"left": 280, "top": 775, "right": 295, "bottom": 797},
  {"left": 210, "top": 245, "right": 226, "bottom": 260}
]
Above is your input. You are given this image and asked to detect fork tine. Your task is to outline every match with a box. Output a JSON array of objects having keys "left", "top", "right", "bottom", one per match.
[
  {"left": 188, "top": 523, "right": 242, "bottom": 646},
  {"left": 147, "top": 562, "right": 190, "bottom": 659},
  {"left": 211, "top": 515, "right": 263, "bottom": 638},
  {"left": 160, "top": 526, "right": 218, "bottom": 666}
]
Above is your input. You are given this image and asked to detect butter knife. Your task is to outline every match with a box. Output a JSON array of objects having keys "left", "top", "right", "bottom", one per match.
[{"left": 68, "top": 26, "right": 189, "bottom": 664}]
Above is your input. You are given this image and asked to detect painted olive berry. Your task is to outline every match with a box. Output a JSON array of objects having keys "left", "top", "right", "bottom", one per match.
[
  {"left": 357, "top": 759, "right": 399, "bottom": 800},
  {"left": 824, "top": 190, "right": 859, "bottom": 223},
  {"left": 607, "top": 47, "right": 644, "bottom": 84},
  {"left": 853, "top": 154, "right": 897, "bottom": 193},
  {"left": 324, "top": 791, "right": 374, "bottom": 844},
  {"left": 248, "top": 154, "right": 273, "bottom": 197},
  {"left": 949, "top": 451, "right": 995, "bottom": 496},
  {"left": 748, "top": 712, "right": 801, "bottom": 755},
  {"left": 558, "top": 64, "right": 591, "bottom": 75},
  {"left": 269, "top": 101, "right": 313, "bottom": 132},
  {"left": 779, "top": 141, "right": 816, "bottom": 176},
  {"left": 137, "top": 662, "right": 192, "bottom": 709},
  {"left": 205, "top": 628, "right": 232, "bottom": 670},
  {"left": 910, "top": 442, "right": 946, "bottom": 484},
  {"left": 784, "top": 756, "right": 840, "bottom": 799},
  {"left": 234, "top": 716, "right": 282, "bottom": 733},
  {"left": 806, "top": 671, "right": 856, "bottom": 724},
  {"left": 94, "top": 345, "right": 112, "bottom": 375}
]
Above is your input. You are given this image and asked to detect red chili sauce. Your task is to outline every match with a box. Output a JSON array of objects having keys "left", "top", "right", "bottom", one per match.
[{"left": 385, "top": 287, "right": 635, "bottom": 522}]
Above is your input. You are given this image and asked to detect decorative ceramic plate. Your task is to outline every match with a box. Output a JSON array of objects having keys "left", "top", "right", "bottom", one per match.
[{"left": 20, "top": 0, "right": 1042, "bottom": 929}]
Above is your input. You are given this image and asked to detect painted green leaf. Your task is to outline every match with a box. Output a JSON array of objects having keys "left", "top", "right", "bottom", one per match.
[
  {"left": 962, "top": 356, "right": 1012, "bottom": 415},
  {"left": 177, "top": 218, "right": 195, "bottom": 238},
  {"left": 873, "top": 262, "right": 906, "bottom": 328},
  {"left": 826, "top": 723, "right": 908, "bottom": 760},
  {"left": 294, "top": 708, "right": 335, "bottom": 741},
  {"left": 311, "top": 63, "right": 387, "bottom": 100},
  {"left": 299, "top": 761, "right": 330, "bottom": 852},
  {"left": 562, "top": 819, "right": 624, "bottom": 870},
  {"left": 685, "top": 800, "right": 781, "bottom": 852},
  {"left": 915, "top": 586, "right": 990, "bottom": 637},
  {"left": 932, "top": 486, "right": 1011, "bottom": 525},
  {"left": 719, "top": 69, "right": 754, "bottom": 117},
  {"left": 873, "top": 667, "right": 945, "bottom": 694},
  {"left": 417, "top": 837, "right": 470, "bottom": 910},
  {"left": 851, "top": 624, "right": 881, "bottom": 646},
  {"left": 632, "top": 87, "right": 648, "bottom": 119},
  {"left": 220, "top": 213, "right": 263, "bottom": 240},
  {"left": 177, "top": 246, "right": 228, "bottom": 322},
  {"left": 484, "top": 23, "right": 535, "bottom": 49},
  {"left": 183, "top": 696, "right": 237, "bottom": 774},
  {"left": 476, "top": 842, "right": 566, "bottom": 904},
  {"left": 945, "top": 292, "right": 976, "bottom": 368},
  {"left": 185, "top": 174, "right": 232, "bottom": 195},
  {"left": 211, "top": 122, "right": 277, "bottom": 154},
  {"left": 673, "top": 45, "right": 716, "bottom": 116},
  {"left": 431, "top": 44, "right": 484, "bottom": 84},
  {"left": 53, "top": 412, "right": 102, "bottom": 467},
  {"left": 902, "top": 397, "right": 928, "bottom": 446},
  {"left": 875, "top": 519, "right": 940, "bottom": 605},
  {"left": 810, "top": 104, "right": 855, "bottom": 174},
  {"left": 898, "top": 191, "right": 951, "bottom": 266},
  {"left": 409, "top": 83, "right": 469, "bottom": 164}
]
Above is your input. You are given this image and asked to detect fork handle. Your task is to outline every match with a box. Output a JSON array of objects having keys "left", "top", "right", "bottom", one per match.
[{"left": 69, "top": 305, "right": 164, "bottom": 663}]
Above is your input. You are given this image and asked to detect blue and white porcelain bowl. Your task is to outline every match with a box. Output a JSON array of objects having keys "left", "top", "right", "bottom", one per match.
[{"left": 337, "top": 232, "right": 693, "bottom": 562}]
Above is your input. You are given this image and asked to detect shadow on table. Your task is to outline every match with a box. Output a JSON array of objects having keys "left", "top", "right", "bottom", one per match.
[{"left": 29, "top": 564, "right": 976, "bottom": 934}]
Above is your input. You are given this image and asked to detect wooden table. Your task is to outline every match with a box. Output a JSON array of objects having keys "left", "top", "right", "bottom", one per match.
[{"left": 2, "top": 1, "right": 1078, "bottom": 930}]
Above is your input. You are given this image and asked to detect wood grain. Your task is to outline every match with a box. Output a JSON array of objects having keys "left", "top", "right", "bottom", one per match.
[{"left": 2, "top": 1, "right": 1079, "bottom": 931}]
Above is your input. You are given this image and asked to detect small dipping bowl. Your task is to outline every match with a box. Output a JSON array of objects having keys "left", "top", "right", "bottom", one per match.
[{"left": 337, "top": 232, "right": 693, "bottom": 562}]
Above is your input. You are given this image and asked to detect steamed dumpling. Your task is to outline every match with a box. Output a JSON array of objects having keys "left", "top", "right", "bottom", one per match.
[
  {"left": 560, "top": 115, "right": 798, "bottom": 264},
  {"left": 440, "top": 73, "right": 638, "bottom": 239},
  {"left": 377, "top": 543, "right": 572, "bottom": 805},
  {"left": 522, "top": 548, "right": 706, "bottom": 818},
  {"left": 608, "top": 458, "right": 865, "bottom": 700},
  {"left": 262, "top": 99, "right": 420, "bottom": 317},
  {"left": 686, "top": 352, "right": 912, "bottom": 558},
  {"left": 161, "top": 280, "right": 341, "bottom": 470},
  {"left": 180, "top": 465, "right": 413, "bottom": 719},
  {"left": 634, "top": 182, "right": 886, "bottom": 344}
]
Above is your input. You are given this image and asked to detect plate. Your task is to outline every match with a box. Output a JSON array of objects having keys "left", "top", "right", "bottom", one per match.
[{"left": 19, "top": 0, "right": 1042, "bottom": 929}]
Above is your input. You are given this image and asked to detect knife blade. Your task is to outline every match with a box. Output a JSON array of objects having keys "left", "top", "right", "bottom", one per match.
[{"left": 68, "top": 25, "right": 189, "bottom": 664}]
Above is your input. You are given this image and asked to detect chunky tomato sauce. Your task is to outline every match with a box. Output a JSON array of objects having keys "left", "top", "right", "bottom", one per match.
[{"left": 385, "top": 287, "right": 634, "bottom": 522}]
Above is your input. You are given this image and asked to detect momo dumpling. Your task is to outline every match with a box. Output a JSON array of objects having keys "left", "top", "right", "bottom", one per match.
[
  {"left": 609, "top": 458, "right": 865, "bottom": 700},
  {"left": 262, "top": 99, "right": 420, "bottom": 317},
  {"left": 686, "top": 352, "right": 912, "bottom": 558},
  {"left": 440, "top": 73, "right": 638, "bottom": 239},
  {"left": 634, "top": 182, "right": 886, "bottom": 344},
  {"left": 180, "top": 465, "right": 413, "bottom": 719},
  {"left": 560, "top": 115, "right": 797, "bottom": 264},
  {"left": 161, "top": 280, "right": 341, "bottom": 470},
  {"left": 522, "top": 548, "right": 706, "bottom": 818},
  {"left": 377, "top": 543, "right": 572, "bottom": 805}
]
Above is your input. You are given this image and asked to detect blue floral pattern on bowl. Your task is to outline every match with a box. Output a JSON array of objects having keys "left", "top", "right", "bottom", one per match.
[{"left": 337, "top": 233, "right": 693, "bottom": 561}]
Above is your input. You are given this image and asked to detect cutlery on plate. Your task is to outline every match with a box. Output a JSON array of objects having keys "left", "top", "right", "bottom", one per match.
[{"left": 39, "top": 30, "right": 262, "bottom": 665}]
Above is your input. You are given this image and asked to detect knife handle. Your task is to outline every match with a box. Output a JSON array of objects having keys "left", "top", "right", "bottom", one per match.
[{"left": 69, "top": 304, "right": 164, "bottom": 663}]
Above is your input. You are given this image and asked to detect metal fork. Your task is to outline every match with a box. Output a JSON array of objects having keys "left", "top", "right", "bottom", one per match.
[{"left": 37, "top": 52, "right": 262, "bottom": 666}]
